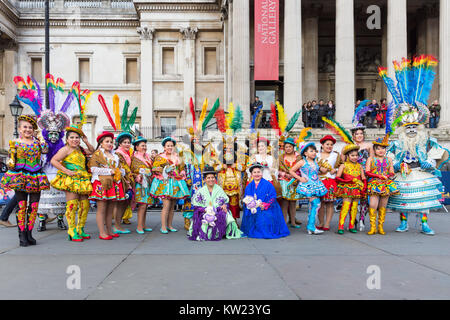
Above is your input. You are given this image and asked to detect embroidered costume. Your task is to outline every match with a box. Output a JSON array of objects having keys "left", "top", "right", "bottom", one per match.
[
  {"left": 149, "top": 152, "right": 190, "bottom": 200},
  {"left": 240, "top": 178, "right": 290, "bottom": 239},
  {"left": 131, "top": 151, "right": 153, "bottom": 205},
  {"left": 379, "top": 55, "right": 448, "bottom": 235},
  {"left": 366, "top": 157, "right": 398, "bottom": 197},
  {"left": 318, "top": 150, "right": 340, "bottom": 202},
  {"left": 188, "top": 184, "right": 243, "bottom": 241},
  {"left": 88, "top": 147, "right": 127, "bottom": 201}
]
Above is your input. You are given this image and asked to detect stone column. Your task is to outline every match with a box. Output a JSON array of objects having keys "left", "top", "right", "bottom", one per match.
[
  {"left": 231, "top": 0, "right": 250, "bottom": 124},
  {"left": 3, "top": 46, "right": 18, "bottom": 148},
  {"left": 180, "top": 27, "right": 198, "bottom": 129},
  {"left": 387, "top": 0, "right": 407, "bottom": 96},
  {"left": 284, "top": 0, "right": 302, "bottom": 120},
  {"left": 424, "top": 4, "right": 439, "bottom": 102},
  {"left": 137, "top": 26, "right": 155, "bottom": 138},
  {"left": 440, "top": 0, "right": 450, "bottom": 126},
  {"left": 335, "top": 0, "right": 355, "bottom": 125},
  {"left": 303, "top": 4, "right": 321, "bottom": 103}
]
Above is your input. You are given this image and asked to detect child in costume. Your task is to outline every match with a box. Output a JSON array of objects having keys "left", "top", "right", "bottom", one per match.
[
  {"left": 365, "top": 136, "right": 398, "bottom": 235},
  {"left": 150, "top": 136, "right": 190, "bottom": 233},
  {"left": 1, "top": 114, "right": 50, "bottom": 247},
  {"left": 317, "top": 135, "right": 342, "bottom": 231},
  {"left": 188, "top": 165, "right": 243, "bottom": 241},
  {"left": 322, "top": 117, "right": 367, "bottom": 234},
  {"left": 131, "top": 136, "right": 153, "bottom": 234},
  {"left": 335, "top": 144, "right": 366, "bottom": 234},
  {"left": 51, "top": 125, "right": 95, "bottom": 241},
  {"left": 88, "top": 131, "right": 127, "bottom": 240},
  {"left": 290, "top": 142, "right": 329, "bottom": 235},
  {"left": 241, "top": 162, "right": 290, "bottom": 239},
  {"left": 348, "top": 100, "right": 375, "bottom": 230}
]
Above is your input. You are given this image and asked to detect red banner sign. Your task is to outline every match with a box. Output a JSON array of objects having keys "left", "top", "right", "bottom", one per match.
[{"left": 254, "top": 0, "right": 279, "bottom": 81}]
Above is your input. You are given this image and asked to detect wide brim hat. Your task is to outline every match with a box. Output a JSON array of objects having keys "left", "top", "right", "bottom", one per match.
[
  {"left": 202, "top": 165, "right": 218, "bottom": 177},
  {"left": 342, "top": 143, "right": 360, "bottom": 155},
  {"left": 132, "top": 136, "right": 147, "bottom": 146},
  {"left": 18, "top": 115, "right": 38, "bottom": 130},
  {"left": 372, "top": 135, "right": 389, "bottom": 147},
  {"left": 65, "top": 125, "right": 85, "bottom": 137},
  {"left": 320, "top": 135, "right": 336, "bottom": 145},
  {"left": 162, "top": 136, "right": 177, "bottom": 147},
  {"left": 299, "top": 141, "right": 316, "bottom": 156},
  {"left": 116, "top": 132, "right": 133, "bottom": 144},
  {"left": 248, "top": 162, "right": 265, "bottom": 173},
  {"left": 96, "top": 131, "right": 114, "bottom": 143},
  {"left": 283, "top": 137, "right": 296, "bottom": 146}
]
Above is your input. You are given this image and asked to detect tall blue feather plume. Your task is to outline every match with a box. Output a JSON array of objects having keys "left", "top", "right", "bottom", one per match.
[
  {"left": 385, "top": 100, "right": 395, "bottom": 135},
  {"left": 47, "top": 85, "right": 55, "bottom": 113},
  {"left": 16, "top": 95, "right": 41, "bottom": 116},
  {"left": 250, "top": 104, "right": 263, "bottom": 132},
  {"left": 59, "top": 92, "right": 74, "bottom": 113},
  {"left": 381, "top": 75, "right": 402, "bottom": 105}
]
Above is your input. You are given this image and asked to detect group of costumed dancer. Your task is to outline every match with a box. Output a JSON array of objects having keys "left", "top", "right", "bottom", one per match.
[{"left": 1, "top": 54, "right": 448, "bottom": 247}]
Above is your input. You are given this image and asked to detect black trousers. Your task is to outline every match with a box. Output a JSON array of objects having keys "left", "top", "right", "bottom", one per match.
[{"left": 1, "top": 195, "right": 17, "bottom": 221}]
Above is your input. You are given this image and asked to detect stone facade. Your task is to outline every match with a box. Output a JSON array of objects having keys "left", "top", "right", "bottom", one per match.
[{"left": 0, "top": 0, "right": 448, "bottom": 156}]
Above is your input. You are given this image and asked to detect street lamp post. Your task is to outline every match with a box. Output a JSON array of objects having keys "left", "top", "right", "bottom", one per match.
[{"left": 9, "top": 96, "right": 24, "bottom": 139}]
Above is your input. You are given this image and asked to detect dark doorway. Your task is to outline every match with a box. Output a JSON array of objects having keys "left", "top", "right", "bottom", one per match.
[{"left": 254, "top": 79, "right": 284, "bottom": 128}]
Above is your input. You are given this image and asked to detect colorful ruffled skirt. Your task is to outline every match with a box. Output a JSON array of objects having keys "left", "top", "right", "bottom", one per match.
[
  {"left": 51, "top": 170, "right": 92, "bottom": 195},
  {"left": 321, "top": 178, "right": 337, "bottom": 202},
  {"left": 334, "top": 182, "right": 364, "bottom": 199},
  {"left": 296, "top": 179, "right": 328, "bottom": 198},
  {"left": 1, "top": 170, "right": 49, "bottom": 193},
  {"left": 367, "top": 178, "right": 399, "bottom": 197},
  {"left": 387, "top": 169, "right": 443, "bottom": 212},
  {"left": 279, "top": 179, "right": 300, "bottom": 201},
  {"left": 149, "top": 177, "right": 190, "bottom": 199},
  {"left": 90, "top": 180, "right": 126, "bottom": 201},
  {"left": 135, "top": 181, "right": 154, "bottom": 205}
]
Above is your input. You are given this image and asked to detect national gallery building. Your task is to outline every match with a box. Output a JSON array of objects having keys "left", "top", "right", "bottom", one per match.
[{"left": 0, "top": 0, "right": 448, "bottom": 151}]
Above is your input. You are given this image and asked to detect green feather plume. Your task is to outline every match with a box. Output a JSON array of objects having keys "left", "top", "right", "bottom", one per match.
[
  {"left": 391, "top": 111, "right": 413, "bottom": 134},
  {"left": 121, "top": 100, "right": 130, "bottom": 130},
  {"left": 284, "top": 110, "right": 301, "bottom": 133},
  {"left": 230, "top": 105, "right": 243, "bottom": 134},
  {"left": 202, "top": 98, "right": 221, "bottom": 131}
]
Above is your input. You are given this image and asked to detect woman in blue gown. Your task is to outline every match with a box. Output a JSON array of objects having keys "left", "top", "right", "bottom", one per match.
[{"left": 241, "top": 163, "right": 290, "bottom": 239}]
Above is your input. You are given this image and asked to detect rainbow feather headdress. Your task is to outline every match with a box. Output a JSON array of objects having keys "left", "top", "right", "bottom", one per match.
[
  {"left": 14, "top": 73, "right": 92, "bottom": 133},
  {"left": 378, "top": 54, "right": 437, "bottom": 127}
]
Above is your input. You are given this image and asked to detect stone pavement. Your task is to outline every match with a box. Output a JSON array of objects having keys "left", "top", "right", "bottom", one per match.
[{"left": 0, "top": 207, "right": 449, "bottom": 300}]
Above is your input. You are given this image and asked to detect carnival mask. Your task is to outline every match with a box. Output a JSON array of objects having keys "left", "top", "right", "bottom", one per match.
[
  {"left": 405, "top": 124, "right": 418, "bottom": 138},
  {"left": 48, "top": 131, "right": 60, "bottom": 143}
]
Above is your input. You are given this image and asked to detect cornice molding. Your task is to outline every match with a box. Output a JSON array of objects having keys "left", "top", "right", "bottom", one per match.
[
  {"left": 135, "top": 3, "right": 220, "bottom": 13},
  {"left": 0, "top": 0, "right": 20, "bottom": 25},
  {"left": 19, "top": 19, "right": 139, "bottom": 27}
]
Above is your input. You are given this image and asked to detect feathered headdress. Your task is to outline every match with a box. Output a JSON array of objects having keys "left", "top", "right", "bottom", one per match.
[
  {"left": 270, "top": 103, "right": 280, "bottom": 136},
  {"left": 98, "top": 94, "right": 138, "bottom": 135},
  {"left": 295, "top": 127, "right": 312, "bottom": 148},
  {"left": 378, "top": 54, "right": 438, "bottom": 127},
  {"left": 322, "top": 117, "right": 354, "bottom": 144},
  {"left": 14, "top": 75, "right": 44, "bottom": 117},
  {"left": 352, "top": 99, "right": 371, "bottom": 128}
]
